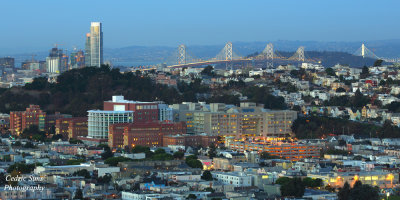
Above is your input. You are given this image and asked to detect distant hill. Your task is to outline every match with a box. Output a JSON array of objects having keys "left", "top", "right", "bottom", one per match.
[
  {"left": 277, "top": 51, "right": 379, "bottom": 68},
  {"left": 3, "top": 39, "right": 399, "bottom": 68}
]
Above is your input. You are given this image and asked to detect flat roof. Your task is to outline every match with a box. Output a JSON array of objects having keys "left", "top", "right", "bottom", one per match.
[{"left": 88, "top": 110, "right": 133, "bottom": 113}]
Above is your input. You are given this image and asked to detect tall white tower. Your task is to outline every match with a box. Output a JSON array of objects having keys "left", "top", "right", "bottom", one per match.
[{"left": 90, "top": 22, "right": 103, "bottom": 67}]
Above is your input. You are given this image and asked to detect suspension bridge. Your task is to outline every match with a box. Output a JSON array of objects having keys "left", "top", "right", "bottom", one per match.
[
  {"left": 134, "top": 42, "right": 398, "bottom": 71},
  {"left": 164, "top": 42, "right": 315, "bottom": 69},
  {"left": 353, "top": 43, "right": 400, "bottom": 63}
]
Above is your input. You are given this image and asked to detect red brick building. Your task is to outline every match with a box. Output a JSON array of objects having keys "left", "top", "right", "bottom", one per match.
[
  {"left": 9, "top": 111, "right": 23, "bottom": 135},
  {"left": 68, "top": 117, "right": 88, "bottom": 140},
  {"left": 103, "top": 96, "right": 159, "bottom": 123},
  {"left": 108, "top": 121, "right": 186, "bottom": 148},
  {"left": 55, "top": 117, "right": 88, "bottom": 140},
  {"left": 163, "top": 134, "right": 218, "bottom": 147},
  {"left": 46, "top": 112, "right": 71, "bottom": 133},
  {"left": 108, "top": 123, "right": 128, "bottom": 148},
  {"left": 10, "top": 105, "right": 46, "bottom": 135}
]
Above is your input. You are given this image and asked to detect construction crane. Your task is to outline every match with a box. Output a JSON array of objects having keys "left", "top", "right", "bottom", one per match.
[
  {"left": 31, "top": 54, "right": 36, "bottom": 62},
  {"left": 53, "top": 43, "right": 64, "bottom": 48}
]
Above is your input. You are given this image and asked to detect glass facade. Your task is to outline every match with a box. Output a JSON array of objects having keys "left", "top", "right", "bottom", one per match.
[
  {"left": 90, "top": 22, "right": 103, "bottom": 67},
  {"left": 87, "top": 110, "right": 133, "bottom": 139},
  {"left": 85, "top": 33, "right": 91, "bottom": 67}
]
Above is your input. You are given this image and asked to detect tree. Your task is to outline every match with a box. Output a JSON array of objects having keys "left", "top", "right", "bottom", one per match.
[
  {"left": 20, "top": 125, "right": 46, "bottom": 142},
  {"left": 373, "top": 59, "right": 383, "bottom": 67},
  {"left": 186, "top": 155, "right": 203, "bottom": 169},
  {"left": 280, "top": 177, "right": 305, "bottom": 197},
  {"left": 74, "top": 188, "right": 83, "bottom": 199},
  {"left": 201, "top": 65, "right": 214, "bottom": 76},
  {"left": 303, "top": 177, "right": 323, "bottom": 188},
  {"left": 97, "top": 174, "right": 112, "bottom": 184},
  {"left": 201, "top": 170, "right": 213, "bottom": 181},
  {"left": 337, "top": 181, "right": 379, "bottom": 200},
  {"left": 104, "top": 157, "right": 133, "bottom": 166},
  {"left": 336, "top": 87, "right": 346, "bottom": 93},
  {"left": 0, "top": 173, "right": 6, "bottom": 186},
  {"left": 7, "top": 163, "right": 36, "bottom": 173},
  {"left": 187, "top": 194, "right": 197, "bottom": 199},
  {"left": 207, "top": 144, "right": 217, "bottom": 159},
  {"left": 154, "top": 148, "right": 166, "bottom": 154},
  {"left": 325, "top": 67, "right": 336, "bottom": 76},
  {"left": 173, "top": 151, "right": 184, "bottom": 159},
  {"left": 66, "top": 159, "right": 85, "bottom": 165},
  {"left": 360, "top": 66, "right": 370, "bottom": 79},
  {"left": 73, "top": 169, "right": 91, "bottom": 179},
  {"left": 275, "top": 177, "right": 291, "bottom": 185},
  {"left": 100, "top": 144, "right": 114, "bottom": 160},
  {"left": 69, "top": 138, "right": 83, "bottom": 144},
  {"left": 338, "top": 182, "right": 351, "bottom": 200}
]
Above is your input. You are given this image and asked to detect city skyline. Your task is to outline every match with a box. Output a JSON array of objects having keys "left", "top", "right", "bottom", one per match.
[{"left": 0, "top": 0, "right": 399, "bottom": 55}]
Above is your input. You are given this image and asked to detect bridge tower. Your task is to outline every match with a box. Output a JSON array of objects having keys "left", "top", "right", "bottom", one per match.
[
  {"left": 361, "top": 43, "right": 365, "bottom": 58},
  {"left": 265, "top": 43, "right": 274, "bottom": 68},
  {"left": 224, "top": 42, "right": 233, "bottom": 61},
  {"left": 265, "top": 43, "right": 274, "bottom": 60},
  {"left": 297, "top": 46, "right": 305, "bottom": 62},
  {"left": 178, "top": 44, "right": 186, "bottom": 65},
  {"left": 224, "top": 42, "right": 233, "bottom": 70}
]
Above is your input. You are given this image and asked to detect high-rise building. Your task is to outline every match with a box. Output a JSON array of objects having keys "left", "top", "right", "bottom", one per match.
[
  {"left": 70, "top": 50, "right": 85, "bottom": 69},
  {"left": 84, "top": 33, "right": 91, "bottom": 67},
  {"left": 46, "top": 47, "right": 68, "bottom": 73},
  {"left": 0, "top": 57, "right": 15, "bottom": 69},
  {"left": 89, "top": 22, "right": 103, "bottom": 67}
]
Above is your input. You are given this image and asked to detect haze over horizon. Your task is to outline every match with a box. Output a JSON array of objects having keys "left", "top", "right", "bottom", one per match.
[{"left": 0, "top": 0, "right": 399, "bottom": 55}]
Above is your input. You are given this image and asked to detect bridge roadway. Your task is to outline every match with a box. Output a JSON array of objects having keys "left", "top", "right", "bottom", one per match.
[{"left": 167, "top": 58, "right": 252, "bottom": 68}]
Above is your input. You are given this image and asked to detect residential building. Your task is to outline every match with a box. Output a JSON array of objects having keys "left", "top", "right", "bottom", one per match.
[{"left": 10, "top": 105, "right": 46, "bottom": 135}]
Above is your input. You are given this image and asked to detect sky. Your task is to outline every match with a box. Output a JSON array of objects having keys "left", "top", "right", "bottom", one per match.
[{"left": 0, "top": 0, "right": 399, "bottom": 54}]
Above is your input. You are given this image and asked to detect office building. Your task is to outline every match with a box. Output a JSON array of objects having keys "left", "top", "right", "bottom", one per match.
[
  {"left": 108, "top": 121, "right": 186, "bottom": 148},
  {"left": 87, "top": 110, "right": 133, "bottom": 139},
  {"left": 84, "top": 33, "right": 91, "bottom": 67},
  {"left": 68, "top": 117, "right": 89, "bottom": 140},
  {"left": 69, "top": 50, "right": 85, "bottom": 69},
  {"left": 104, "top": 96, "right": 159, "bottom": 123},
  {"left": 46, "top": 47, "right": 68, "bottom": 73},
  {"left": 0, "top": 57, "right": 15, "bottom": 69},
  {"left": 55, "top": 117, "right": 87, "bottom": 140},
  {"left": 89, "top": 22, "right": 103, "bottom": 67}
]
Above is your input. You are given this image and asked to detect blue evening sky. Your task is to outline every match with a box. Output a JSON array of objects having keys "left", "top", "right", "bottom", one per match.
[{"left": 0, "top": 0, "right": 398, "bottom": 53}]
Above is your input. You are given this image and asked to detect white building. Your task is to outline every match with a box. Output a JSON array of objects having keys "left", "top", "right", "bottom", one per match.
[
  {"left": 211, "top": 171, "right": 252, "bottom": 187},
  {"left": 90, "top": 22, "right": 103, "bottom": 67},
  {"left": 87, "top": 110, "right": 133, "bottom": 139}
]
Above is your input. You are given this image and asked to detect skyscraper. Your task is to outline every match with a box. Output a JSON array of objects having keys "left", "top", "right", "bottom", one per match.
[
  {"left": 89, "top": 22, "right": 103, "bottom": 67},
  {"left": 84, "top": 33, "right": 91, "bottom": 67},
  {"left": 46, "top": 47, "right": 68, "bottom": 73}
]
